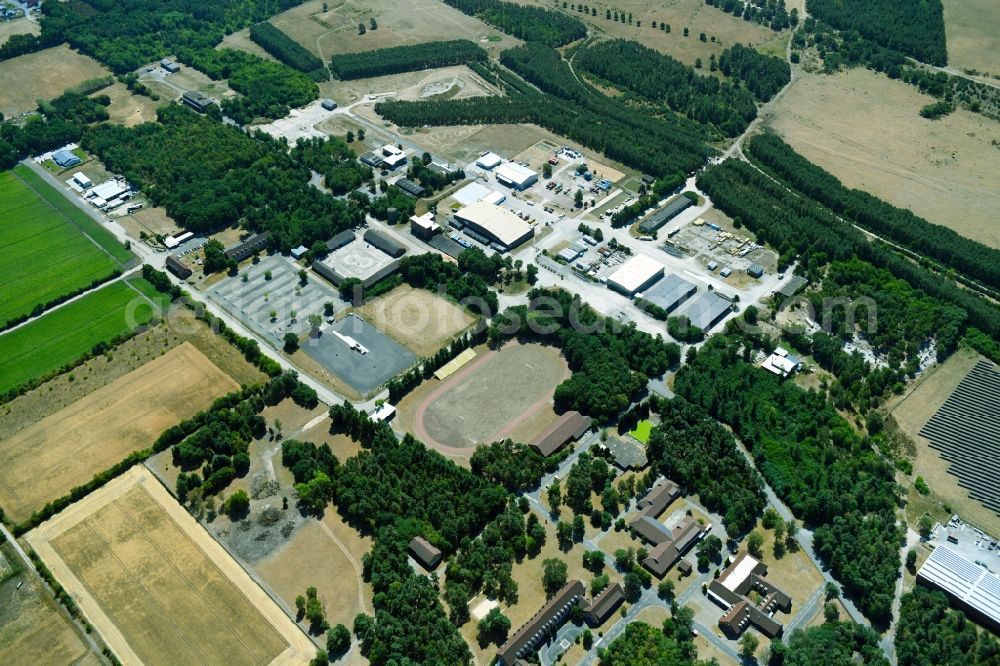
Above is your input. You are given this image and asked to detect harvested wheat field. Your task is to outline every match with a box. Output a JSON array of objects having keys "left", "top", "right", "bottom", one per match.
[
  {"left": 766, "top": 68, "right": 1000, "bottom": 249},
  {"left": 0, "top": 45, "right": 110, "bottom": 117},
  {"left": 25, "top": 467, "right": 315, "bottom": 666},
  {"left": 0, "top": 343, "right": 238, "bottom": 523},
  {"left": 353, "top": 284, "right": 475, "bottom": 357}
]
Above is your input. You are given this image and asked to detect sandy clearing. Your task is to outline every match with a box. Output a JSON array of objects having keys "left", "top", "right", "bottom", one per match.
[
  {"left": 25, "top": 467, "right": 315, "bottom": 666},
  {"left": 0, "top": 45, "right": 110, "bottom": 117},
  {"left": 353, "top": 284, "right": 475, "bottom": 357},
  {"left": 0, "top": 342, "right": 238, "bottom": 523},
  {"left": 766, "top": 68, "right": 1000, "bottom": 249}
]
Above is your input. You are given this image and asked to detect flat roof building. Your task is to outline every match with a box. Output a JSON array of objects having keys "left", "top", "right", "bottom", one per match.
[
  {"left": 917, "top": 545, "right": 1000, "bottom": 633},
  {"left": 776, "top": 275, "right": 808, "bottom": 299},
  {"left": 762, "top": 347, "right": 801, "bottom": 377},
  {"left": 395, "top": 177, "right": 426, "bottom": 198},
  {"left": 684, "top": 291, "right": 731, "bottom": 332},
  {"left": 72, "top": 172, "right": 92, "bottom": 189},
  {"left": 181, "top": 90, "right": 213, "bottom": 113},
  {"left": 91, "top": 179, "right": 128, "bottom": 201},
  {"left": 602, "top": 437, "right": 648, "bottom": 471},
  {"left": 409, "top": 536, "right": 442, "bottom": 571},
  {"left": 410, "top": 212, "right": 439, "bottom": 241},
  {"left": 495, "top": 162, "right": 538, "bottom": 190},
  {"left": 530, "top": 411, "right": 591, "bottom": 457},
  {"left": 52, "top": 149, "right": 81, "bottom": 168},
  {"left": 481, "top": 190, "right": 506, "bottom": 206},
  {"left": 291, "top": 245, "right": 309, "bottom": 259},
  {"left": 360, "top": 151, "right": 384, "bottom": 168},
  {"left": 638, "top": 196, "right": 693, "bottom": 234},
  {"left": 160, "top": 58, "right": 180, "bottom": 73},
  {"left": 381, "top": 144, "right": 407, "bottom": 169},
  {"left": 638, "top": 272, "right": 697, "bottom": 313},
  {"left": 477, "top": 152, "right": 502, "bottom": 170},
  {"left": 607, "top": 255, "right": 664, "bottom": 296},
  {"left": 454, "top": 201, "right": 534, "bottom": 251},
  {"left": 747, "top": 264, "right": 764, "bottom": 279},
  {"left": 497, "top": 581, "right": 586, "bottom": 666}
]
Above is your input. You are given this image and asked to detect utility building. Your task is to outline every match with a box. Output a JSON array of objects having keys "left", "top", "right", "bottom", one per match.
[
  {"left": 181, "top": 91, "right": 214, "bottom": 113},
  {"left": 638, "top": 196, "right": 693, "bottom": 234},
  {"left": 495, "top": 162, "right": 538, "bottom": 190}
]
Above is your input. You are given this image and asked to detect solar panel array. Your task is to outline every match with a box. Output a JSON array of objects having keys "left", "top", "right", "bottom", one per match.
[{"left": 920, "top": 360, "right": 1000, "bottom": 516}]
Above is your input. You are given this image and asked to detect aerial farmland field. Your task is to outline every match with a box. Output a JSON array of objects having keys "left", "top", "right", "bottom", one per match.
[
  {"left": 0, "top": 168, "right": 127, "bottom": 328},
  {"left": 0, "top": 279, "right": 159, "bottom": 396},
  {"left": 25, "top": 467, "right": 315, "bottom": 666}
]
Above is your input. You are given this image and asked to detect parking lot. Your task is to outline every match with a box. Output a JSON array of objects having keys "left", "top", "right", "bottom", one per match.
[
  {"left": 302, "top": 313, "right": 416, "bottom": 396},
  {"left": 208, "top": 254, "right": 346, "bottom": 345}
]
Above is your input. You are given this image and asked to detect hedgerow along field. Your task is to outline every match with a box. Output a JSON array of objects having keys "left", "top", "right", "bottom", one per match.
[
  {"left": 0, "top": 167, "right": 131, "bottom": 328},
  {"left": 0, "top": 279, "right": 159, "bottom": 397}
]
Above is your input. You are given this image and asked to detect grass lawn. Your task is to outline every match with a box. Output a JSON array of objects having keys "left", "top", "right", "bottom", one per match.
[
  {"left": 12, "top": 165, "right": 133, "bottom": 263},
  {"left": 0, "top": 280, "right": 158, "bottom": 395},
  {"left": 629, "top": 419, "right": 653, "bottom": 444},
  {"left": 0, "top": 169, "right": 130, "bottom": 327}
]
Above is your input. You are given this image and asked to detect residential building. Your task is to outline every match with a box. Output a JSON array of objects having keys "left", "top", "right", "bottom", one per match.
[
  {"left": 409, "top": 536, "right": 442, "bottom": 571},
  {"left": 497, "top": 581, "right": 586, "bottom": 666},
  {"left": 585, "top": 583, "right": 624, "bottom": 625}
]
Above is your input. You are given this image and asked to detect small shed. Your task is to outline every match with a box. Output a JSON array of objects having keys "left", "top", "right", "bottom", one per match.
[
  {"left": 321, "top": 98, "right": 337, "bottom": 111},
  {"left": 291, "top": 245, "right": 309, "bottom": 259},
  {"left": 409, "top": 536, "right": 442, "bottom": 570},
  {"left": 747, "top": 264, "right": 764, "bottom": 279}
]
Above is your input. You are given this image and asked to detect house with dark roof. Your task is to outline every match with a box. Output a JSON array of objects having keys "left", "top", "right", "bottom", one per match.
[
  {"left": 642, "top": 515, "right": 703, "bottom": 578},
  {"left": 409, "top": 536, "right": 442, "bottom": 571},
  {"left": 636, "top": 478, "right": 680, "bottom": 519},
  {"left": 707, "top": 551, "right": 791, "bottom": 638},
  {"left": 497, "top": 581, "right": 586, "bottom": 666},
  {"left": 395, "top": 177, "right": 426, "bottom": 198},
  {"left": 364, "top": 229, "right": 406, "bottom": 258},
  {"left": 529, "top": 411, "right": 591, "bottom": 457},
  {"left": 629, "top": 514, "right": 673, "bottom": 545},
  {"left": 585, "top": 583, "right": 624, "bottom": 625},
  {"left": 166, "top": 255, "right": 192, "bottom": 280},
  {"left": 223, "top": 232, "right": 271, "bottom": 262}
]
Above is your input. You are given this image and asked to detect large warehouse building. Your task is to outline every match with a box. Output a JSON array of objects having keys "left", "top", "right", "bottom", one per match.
[
  {"left": 684, "top": 291, "right": 732, "bottom": 332},
  {"left": 607, "top": 255, "right": 664, "bottom": 296},
  {"left": 454, "top": 201, "right": 534, "bottom": 251},
  {"left": 917, "top": 545, "right": 1000, "bottom": 632},
  {"left": 639, "top": 272, "right": 697, "bottom": 313},
  {"left": 638, "top": 196, "right": 693, "bottom": 235},
  {"left": 495, "top": 162, "right": 538, "bottom": 190}
]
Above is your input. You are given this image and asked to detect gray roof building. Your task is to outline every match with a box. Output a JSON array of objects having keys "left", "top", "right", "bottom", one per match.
[
  {"left": 326, "top": 229, "right": 355, "bottom": 252},
  {"left": 776, "top": 275, "right": 808, "bottom": 299},
  {"left": 639, "top": 273, "right": 697, "bottom": 314},
  {"left": 636, "top": 478, "right": 680, "bottom": 519},
  {"left": 585, "top": 583, "right": 624, "bottom": 625},
  {"left": 684, "top": 291, "right": 732, "bottom": 332},
  {"left": 165, "top": 255, "right": 191, "bottom": 280},
  {"left": 603, "top": 437, "right": 648, "bottom": 470},
  {"left": 181, "top": 90, "right": 213, "bottom": 113},
  {"left": 224, "top": 232, "right": 271, "bottom": 262},
  {"left": 364, "top": 229, "right": 406, "bottom": 258},
  {"left": 52, "top": 149, "right": 81, "bottom": 168},
  {"left": 395, "top": 177, "right": 426, "bottom": 198},
  {"left": 917, "top": 545, "right": 1000, "bottom": 633},
  {"left": 530, "top": 411, "right": 591, "bottom": 457},
  {"left": 638, "top": 196, "right": 693, "bottom": 234},
  {"left": 629, "top": 514, "right": 673, "bottom": 545},
  {"left": 409, "top": 536, "right": 442, "bottom": 571}
]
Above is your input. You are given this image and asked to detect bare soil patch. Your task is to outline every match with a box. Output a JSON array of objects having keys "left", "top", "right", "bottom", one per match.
[
  {"left": 0, "top": 45, "right": 110, "bottom": 117},
  {"left": 942, "top": 0, "right": 1000, "bottom": 75},
  {"left": 0, "top": 343, "right": 238, "bottom": 523},
  {"left": 353, "top": 283, "right": 475, "bottom": 357},
  {"left": 328, "top": 64, "right": 500, "bottom": 108},
  {"left": 767, "top": 68, "right": 1000, "bottom": 249},
  {"left": 890, "top": 348, "right": 999, "bottom": 534},
  {"left": 125, "top": 206, "right": 181, "bottom": 238},
  {"left": 26, "top": 467, "right": 314, "bottom": 666},
  {"left": 417, "top": 343, "right": 569, "bottom": 449}
]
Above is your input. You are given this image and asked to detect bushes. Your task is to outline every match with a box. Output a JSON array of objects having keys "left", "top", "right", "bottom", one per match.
[
  {"left": 717, "top": 43, "right": 791, "bottom": 102},
  {"left": 329, "top": 40, "right": 486, "bottom": 80}
]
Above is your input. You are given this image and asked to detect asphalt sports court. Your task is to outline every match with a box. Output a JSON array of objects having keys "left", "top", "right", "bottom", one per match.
[{"left": 302, "top": 313, "right": 416, "bottom": 395}]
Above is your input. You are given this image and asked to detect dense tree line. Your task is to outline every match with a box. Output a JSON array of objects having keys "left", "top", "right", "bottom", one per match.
[
  {"left": 376, "top": 48, "right": 709, "bottom": 178},
  {"left": 405, "top": 153, "right": 465, "bottom": 195},
  {"left": 398, "top": 249, "right": 501, "bottom": 314},
  {"left": 181, "top": 48, "right": 318, "bottom": 124},
  {"left": 597, "top": 619, "right": 705, "bottom": 665},
  {"left": 469, "top": 439, "right": 553, "bottom": 493},
  {"left": 0, "top": 92, "right": 109, "bottom": 170},
  {"left": 647, "top": 398, "right": 766, "bottom": 537},
  {"left": 249, "top": 21, "right": 325, "bottom": 77},
  {"left": 674, "top": 336, "right": 902, "bottom": 625},
  {"left": 575, "top": 39, "right": 757, "bottom": 137},
  {"left": 775, "top": 620, "right": 889, "bottom": 665},
  {"left": 0, "top": 30, "right": 61, "bottom": 62},
  {"left": 441, "top": 0, "right": 586, "bottom": 46},
  {"left": 717, "top": 43, "right": 790, "bottom": 101},
  {"left": 695, "top": 159, "right": 1000, "bottom": 346},
  {"left": 328, "top": 40, "right": 486, "bottom": 80},
  {"left": 488, "top": 289, "right": 680, "bottom": 422},
  {"left": 83, "top": 104, "right": 363, "bottom": 250},
  {"left": 39, "top": 0, "right": 305, "bottom": 74},
  {"left": 289, "top": 136, "right": 372, "bottom": 195},
  {"left": 746, "top": 133, "right": 1000, "bottom": 290},
  {"left": 895, "top": 586, "right": 1000, "bottom": 665},
  {"left": 807, "top": 0, "right": 947, "bottom": 65},
  {"left": 703, "top": 0, "right": 794, "bottom": 32}
]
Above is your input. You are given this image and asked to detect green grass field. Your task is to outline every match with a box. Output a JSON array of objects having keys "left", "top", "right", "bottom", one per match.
[
  {"left": 0, "top": 280, "right": 158, "bottom": 395},
  {"left": 0, "top": 168, "right": 132, "bottom": 328},
  {"left": 629, "top": 419, "right": 653, "bottom": 444}
]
